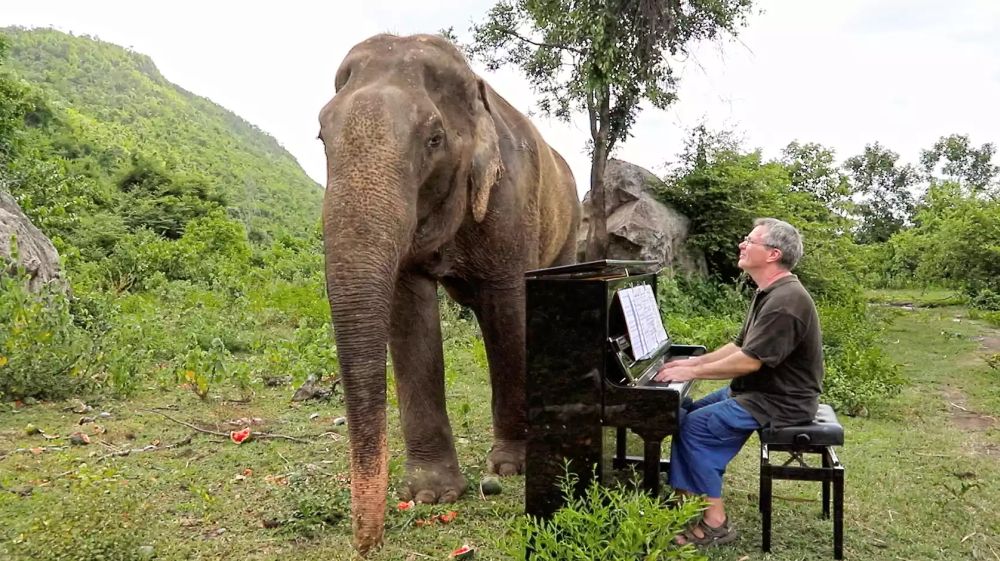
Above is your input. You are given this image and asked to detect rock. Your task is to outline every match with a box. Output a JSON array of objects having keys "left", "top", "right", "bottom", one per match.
[
  {"left": 21, "top": 396, "right": 37, "bottom": 406},
  {"left": 479, "top": 476, "right": 502, "bottom": 496},
  {"left": 69, "top": 432, "right": 91, "bottom": 446},
  {"left": 136, "top": 545, "right": 155, "bottom": 560},
  {"left": 332, "top": 417, "right": 347, "bottom": 426},
  {"left": 291, "top": 374, "right": 333, "bottom": 402},
  {"left": 0, "top": 190, "right": 67, "bottom": 293},
  {"left": 263, "top": 374, "right": 292, "bottom": 387},
  {"left": 9, "top": 484, "right": 34, "bottom": 497},
  {"left": 98, "top": 411, "right": 113, "bottom": 419},
  {"left": 67, "top": 399, "right": 92, "bottom": 414},
  {"left": 578, "top": 159, "right": 706, "bottom": 275}
]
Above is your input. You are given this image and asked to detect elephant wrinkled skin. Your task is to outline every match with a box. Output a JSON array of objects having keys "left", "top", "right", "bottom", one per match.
[{"left": 317, "top": 34, "right": 580, "bottom": 555}]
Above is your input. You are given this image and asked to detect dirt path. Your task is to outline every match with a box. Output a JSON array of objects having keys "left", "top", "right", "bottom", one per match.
[{"left": 943, "top": 325, "right": 1000, "bottom": 458}]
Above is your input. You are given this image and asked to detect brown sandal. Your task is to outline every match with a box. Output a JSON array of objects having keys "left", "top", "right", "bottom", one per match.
[{"left": 680, "top": 517, "right": 739, "bottom": 547}]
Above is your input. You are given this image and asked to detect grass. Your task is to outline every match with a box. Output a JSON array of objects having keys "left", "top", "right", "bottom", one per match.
[
  {"left": 2, "top": 294, "right": 999, "bottom": 560},
  {"left": 865, "top": 287, "right": 967, "bottom": 308}
]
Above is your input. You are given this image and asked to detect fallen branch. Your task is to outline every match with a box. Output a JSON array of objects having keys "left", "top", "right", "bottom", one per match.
[
  {"left": 143, "top": 409, "right": 314, "bottom": 444},
  {"left": 97, "top": 435, "right": 194, "bottom": 463}
]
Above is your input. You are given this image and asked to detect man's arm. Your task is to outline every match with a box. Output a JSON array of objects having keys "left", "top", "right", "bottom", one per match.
[
  {"left": 689, "top": 350, "right": 761, "bottom": 380},
  {"left": 691, "top": 342, "right": 743, "bottom": 366},
  {"left": 654, "top": 347, "right": 761, "bottom": 382}
]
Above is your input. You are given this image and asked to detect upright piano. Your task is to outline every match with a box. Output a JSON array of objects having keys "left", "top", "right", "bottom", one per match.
[{"left": 524, "top": 259, "right": 706, "bottom": 518}]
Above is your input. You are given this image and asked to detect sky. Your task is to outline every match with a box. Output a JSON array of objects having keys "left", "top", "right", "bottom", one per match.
[{"left": 2, "top": 1, "right": 1000, "bottom": 199}]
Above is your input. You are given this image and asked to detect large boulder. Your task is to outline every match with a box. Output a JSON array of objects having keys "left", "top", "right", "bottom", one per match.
[
  {"left": 1, "top": 190, "right": 66, "bottom": 292},
  {"left": 578, "top": 159, "right": 705, "bottom": 275}
]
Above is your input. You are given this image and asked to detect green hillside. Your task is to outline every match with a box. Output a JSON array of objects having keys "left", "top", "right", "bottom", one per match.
[{"left": 1, "top": 26, "right": 322, "bottom": 243}]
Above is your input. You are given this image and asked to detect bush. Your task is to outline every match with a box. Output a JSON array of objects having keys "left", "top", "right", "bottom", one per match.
[
  {"left": 817, "top": 301, "right": 902, "bottom": 416},
  {"left": 0, "top": 268, "right": 91, "bottom": 400},
  {"left": 502, "top": 469, "right": 706, "bottom": 560}
]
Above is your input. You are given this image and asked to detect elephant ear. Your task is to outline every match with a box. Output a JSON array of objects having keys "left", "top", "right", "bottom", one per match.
[{"left": 469, "top": 79, "right": 502, "bottom": 223}]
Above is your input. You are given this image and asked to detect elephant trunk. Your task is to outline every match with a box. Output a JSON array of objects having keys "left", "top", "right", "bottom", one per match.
[{"left": 323, "top": 153, "right": 412, "bottom": 555}]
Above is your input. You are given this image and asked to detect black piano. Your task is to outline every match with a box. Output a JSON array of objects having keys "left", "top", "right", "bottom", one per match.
[{"left": 524, "top": 259, "right": 706, "bottom": 518}]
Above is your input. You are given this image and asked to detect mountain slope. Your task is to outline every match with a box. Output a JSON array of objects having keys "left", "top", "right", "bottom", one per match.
[{"left": 1, "top": 26, "right": 322, "bottom": 241}]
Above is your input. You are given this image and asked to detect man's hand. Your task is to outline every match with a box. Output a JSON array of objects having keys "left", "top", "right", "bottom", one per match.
[{"left": 654, "top": 362, "right": 699, "bottom": 383}]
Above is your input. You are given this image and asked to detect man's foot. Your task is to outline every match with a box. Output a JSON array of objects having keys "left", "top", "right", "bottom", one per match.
[{"left": 675, "top": 516, "right": 738, "bottom": 547}]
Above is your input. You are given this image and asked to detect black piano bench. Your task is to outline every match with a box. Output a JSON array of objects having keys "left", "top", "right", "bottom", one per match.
[{"left": 758, "top": 404, "right": 845, "bottom": 559}]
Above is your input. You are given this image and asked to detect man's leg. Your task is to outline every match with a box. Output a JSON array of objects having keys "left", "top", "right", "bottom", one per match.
[
  {"left": 669, "top": 386, "right": 732, "bottom": 497},
  {"left": 668, "top": 397, "right": 761, "bottom": 543}
]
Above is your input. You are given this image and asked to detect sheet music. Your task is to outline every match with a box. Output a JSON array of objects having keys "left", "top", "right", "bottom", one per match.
[{"left": 617, "top": 284, "right": 669, "bottom": 360}]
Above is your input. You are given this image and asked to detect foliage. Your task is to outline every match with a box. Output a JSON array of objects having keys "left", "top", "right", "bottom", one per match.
[
  {"left": 659, "top": 126, "right": 777, "bottom": 280},
  {"left": 780, "top": 141, "right": 851, "bottom": 213},
  {"left": 0, "top": 265, "right": 91, "bottom": 400},
  {"left": 919, "top": 133, "right": 999, "bottom": 196},
  {"left": 843, "top": 142, "right": 920, "bottom": 244},
  {"left": 658, "top": 274, "right": 746, "bottom": 349},
  {"left": 817, "top": 301, "right": 903, "bottom": 416},
  {"left": 469, "top": 0, "right": 754, "bottom": 257},
  {"left": 1, "top": 26, "right": 322, "bottom": 246},
  {"left": 877, "top": 181, "right": 1000, "bottom": 304},
  {"left": 502, "top": 468, "right": 706, "bottom": 560}
]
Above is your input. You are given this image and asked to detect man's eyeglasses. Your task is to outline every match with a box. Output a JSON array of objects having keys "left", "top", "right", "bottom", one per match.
[{"left": 742, "top": 236, "right": 776, "bottom": 248}]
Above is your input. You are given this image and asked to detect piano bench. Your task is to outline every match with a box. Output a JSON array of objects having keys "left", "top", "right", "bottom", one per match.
[{"left": 758, "top": 404, "right": 845, "bottom": 559}]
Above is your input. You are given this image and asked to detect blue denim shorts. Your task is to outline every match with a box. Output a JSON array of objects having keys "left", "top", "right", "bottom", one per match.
[{"left": 668, "top": 387, "right": 762, "bottom": 497}]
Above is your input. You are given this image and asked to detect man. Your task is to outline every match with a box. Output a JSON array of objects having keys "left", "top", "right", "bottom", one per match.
[{"left": 653, "top": 217, "right": 824, "bottom": 546}]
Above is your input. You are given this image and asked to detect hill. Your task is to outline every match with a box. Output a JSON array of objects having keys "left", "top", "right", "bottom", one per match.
[{"left": 1, "top": 26, "right": 322, "bottom": 243}]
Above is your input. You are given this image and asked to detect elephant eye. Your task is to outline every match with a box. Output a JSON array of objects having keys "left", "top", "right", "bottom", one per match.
[{"left": 426, "top": 132, "right": 445, "bottom": 149}]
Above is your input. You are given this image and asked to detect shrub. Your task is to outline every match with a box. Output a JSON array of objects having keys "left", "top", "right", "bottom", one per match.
[
  {"left": 0, "top": 267, "right": 91, "bottom": 400},
  {"left": 502, "top": 469, "right": 706, "bottom": 560},
  {"left": 817, "top": 301, "right": 902, "bottom": 416}
]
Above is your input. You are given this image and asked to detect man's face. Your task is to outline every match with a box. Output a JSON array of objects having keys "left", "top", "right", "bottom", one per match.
[{"left": 738, "top": 225, "right": 777, "bottom": 271}]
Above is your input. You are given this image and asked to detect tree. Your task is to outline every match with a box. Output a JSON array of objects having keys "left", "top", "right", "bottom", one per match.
[
  {"left": 843, "top": 143, "right": 919, "bottom": 244},
  {"left": 470, "top": 0, "right": 754, "bottom": 259},
  {"left": 919, "top": 133, "right": 999, "bottom": 197},
  {"left": 781, "top": 141, "right": 850, "bottom": 212}
]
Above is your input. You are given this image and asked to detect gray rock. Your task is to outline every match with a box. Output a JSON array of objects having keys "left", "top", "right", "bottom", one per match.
[
  {"left": 0, "top": 190, "right": 67, "bottom": 293},
  {"left": 578, "top": 159, "right": 706, "bottom": 275}
]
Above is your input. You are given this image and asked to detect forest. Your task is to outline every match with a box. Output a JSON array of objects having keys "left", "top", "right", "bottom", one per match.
[{"left": 1, "top": 22, "right": 998, "bottom": 561}]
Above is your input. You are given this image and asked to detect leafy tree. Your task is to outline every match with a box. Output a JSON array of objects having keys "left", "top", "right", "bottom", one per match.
[
  {"left": 843, "top": 143, "right": 919, "bottom": 244},
  {"left": 660, "top": 126, "right": 775, "bottom": 281},
  {"left": 470, "top": 0, "right": 754, "bottom": 258},
  {"left": 781, "top": 141, "right": 851, "bottom": 211},
  {"left": 919, "top": 134, "right": 999, "bottom": 196}
]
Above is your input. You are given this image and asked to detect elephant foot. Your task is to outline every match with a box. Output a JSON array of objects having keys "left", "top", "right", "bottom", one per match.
[
  {"left": 487, "top": 439, "right": 525, "bottom": 476},
  {"left": 399, "top": 464, "right": 467, "bottom": 504}
]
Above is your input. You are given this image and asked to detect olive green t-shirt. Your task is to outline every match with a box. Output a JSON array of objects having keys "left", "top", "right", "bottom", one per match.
[{"left": 730, "top": 275, "right": 824, "bottom": 427}]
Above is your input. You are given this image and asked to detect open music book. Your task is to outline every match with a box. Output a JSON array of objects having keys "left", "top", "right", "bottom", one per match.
[{"left": 616, "top": 284, "right": 669, "bottom": 360}]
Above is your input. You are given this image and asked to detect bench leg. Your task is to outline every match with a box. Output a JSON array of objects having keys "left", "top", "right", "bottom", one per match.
[
  {"left": 760, "top": 444, "right": 773, "bottom": 552},
  {"left": 834, "top": 468, "right": 844, "bottom": 560},
  {"left": 822, "top": 448, "right": 831, "bottom": 519}
]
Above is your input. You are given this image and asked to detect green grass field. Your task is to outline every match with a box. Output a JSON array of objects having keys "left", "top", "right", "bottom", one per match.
[{"left": 2, "top": 299, "right": 998, "bottom": 560}]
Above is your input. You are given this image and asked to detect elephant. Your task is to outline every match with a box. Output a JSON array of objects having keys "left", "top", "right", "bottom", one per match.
[{"left": 317, "top": 34, "right": 581, "bottom": 555}]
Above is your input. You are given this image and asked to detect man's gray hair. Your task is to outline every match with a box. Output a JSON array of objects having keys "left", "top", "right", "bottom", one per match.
[{"left": 754, "top": 217, "right": 803, "bottom": 270}]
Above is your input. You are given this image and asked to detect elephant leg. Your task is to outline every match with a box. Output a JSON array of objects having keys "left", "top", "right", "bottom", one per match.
[
  {"left": 390, "top": 272, "right": 466, "bottom": 504},
  {"left": 474, "top": 280, "right": 528, "bottom": 476}
]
